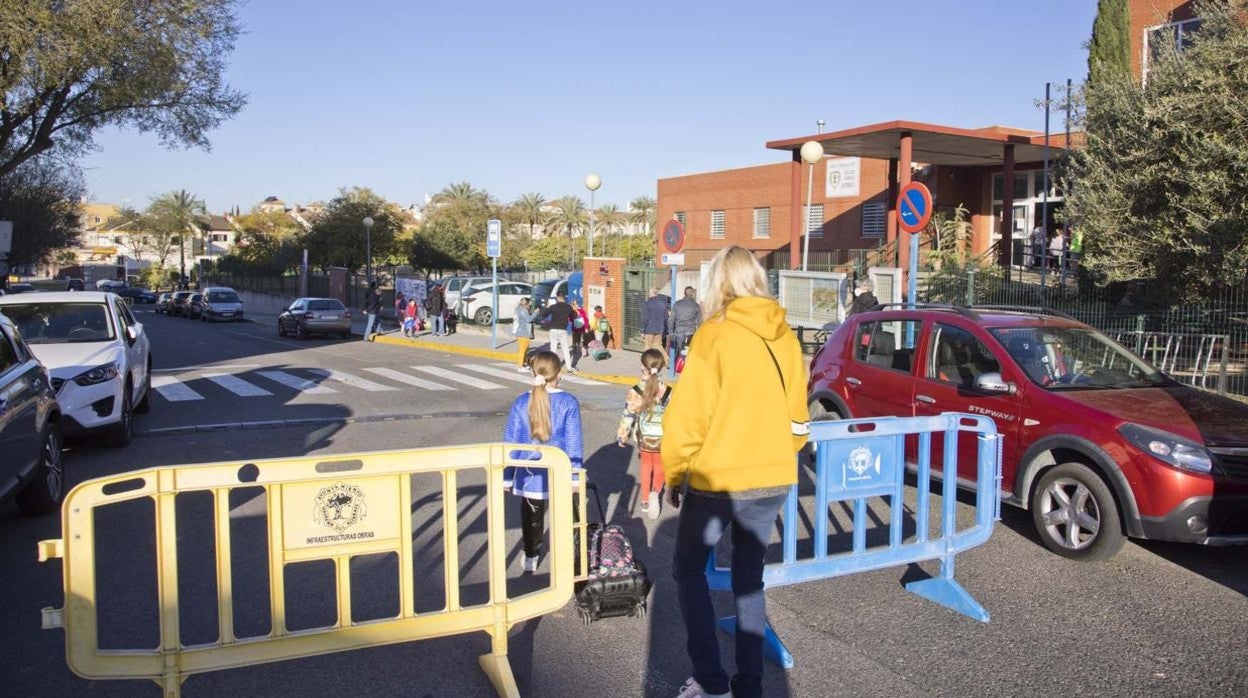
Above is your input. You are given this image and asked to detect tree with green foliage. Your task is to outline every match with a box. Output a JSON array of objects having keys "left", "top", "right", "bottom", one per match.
[
  {"left": 0, "top": 157, "right": 84, "bottom": 267},
  {"left": 224, "top": 209, "right": 303, "bottom": 273},
  {"left": 545, "top": 196, "right": 587, "bottom": 270},
  {"left": 1068, "top": 2, "right": 1248, "bottom": 299},
  {"left": 629, "top": 195, "right": 656, "bottom": 236},
  {"left": 147, "top": 190, "right": 206, "bottom": 283},
  {"left": 513, "top": 193, "right": 547, "bottom": 239},
  {"left": 0, "top": 0, "right": 246, "bottom": 178},
  {"left": 1087, "top": 0, "right": 1131, "bottom": 84},
  {"left": 303, "top": 187, "right": 402, "bottom": 273}
]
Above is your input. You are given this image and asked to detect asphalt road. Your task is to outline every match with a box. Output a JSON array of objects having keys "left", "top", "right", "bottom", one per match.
[{"left": 1, "top": 307, "right": 1246, "bottom": 697}]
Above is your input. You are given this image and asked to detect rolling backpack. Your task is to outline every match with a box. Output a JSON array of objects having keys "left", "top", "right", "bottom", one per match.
[
  {"left": 588, "top": 339, "right": 610, "bottom": 361},
  {"left": 574, "top": 483, "right": 652, "bottom": 623}
]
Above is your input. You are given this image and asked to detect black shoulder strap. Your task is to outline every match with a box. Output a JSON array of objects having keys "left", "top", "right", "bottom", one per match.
[
  {"left": 762, "top": 339, "right": 785, "bottom": 392},
  {"left": 659, "top": 384, "right": 673, "bottom": 405}
]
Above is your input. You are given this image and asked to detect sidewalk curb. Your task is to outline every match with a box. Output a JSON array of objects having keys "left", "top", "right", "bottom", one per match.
[{"left": 370, "top": 333, "right": 639, "bottom": 386}]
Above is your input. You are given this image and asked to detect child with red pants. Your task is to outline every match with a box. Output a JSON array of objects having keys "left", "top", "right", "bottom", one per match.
[{"left": 616, "top": 349, "right": 671, "bottom": 520}]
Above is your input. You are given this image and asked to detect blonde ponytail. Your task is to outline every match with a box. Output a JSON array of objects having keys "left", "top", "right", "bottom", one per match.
[{"left": 527, "top": 351, "right": 562, "bottom": 442}]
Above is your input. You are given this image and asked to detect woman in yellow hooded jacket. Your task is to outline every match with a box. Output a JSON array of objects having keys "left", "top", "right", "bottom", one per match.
[{"left": 661, "top": 245, "right": 809, "bottom": 698}]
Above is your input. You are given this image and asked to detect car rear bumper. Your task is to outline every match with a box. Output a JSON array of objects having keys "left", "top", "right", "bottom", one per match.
[
  {"left": 1139, "top": 495, "right": 1248, "bottom": 545},
  {"left": 301, "top": 319, "right": 351, "bottom": 333}
]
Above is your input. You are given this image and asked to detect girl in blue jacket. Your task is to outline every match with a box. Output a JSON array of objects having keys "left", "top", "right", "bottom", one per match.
[{"left": 503, "top": 350, "right": 584, "bottom": 572}]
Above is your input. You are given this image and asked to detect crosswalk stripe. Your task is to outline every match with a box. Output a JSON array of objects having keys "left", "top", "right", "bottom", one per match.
[
  {"left": 460, "top": 364, "right": 538, "bottom": 385},
  {"left": 306, "top": 368, "right": 399, "bottom": 392},
  {"left": 202, "top": 373, "right": 273, "bottom": 397},
  {"left": 362, "top": 367, "right": 455, "bottom": 391},
  {"left": 411, "top": 365, "right": 503, "bottom": 390},
  {"left": 486, "top": 362, "right": 608, "bottom": 386},
  {"left": 257, "top": 370, "right": 337, "bottom": 394},
  {"left": 151, "top": 375, "right": 204, "bottom": 401}
]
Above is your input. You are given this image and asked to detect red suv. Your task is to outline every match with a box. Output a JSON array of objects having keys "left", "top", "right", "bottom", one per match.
[{"left": 807, "top": 305, "right": 1248, "bottom": 560}]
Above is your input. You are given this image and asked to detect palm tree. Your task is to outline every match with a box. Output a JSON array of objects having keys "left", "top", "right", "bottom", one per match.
[
  {"left": 547, "top": 196, "right": 587, "bottom": 270},
  {"left": 149, "top": 190, "right": 205, "bottom": 286},
  {"left": 595, "top": 203, "right": 624, "bottom": 258},
  {"left": 433, "top": 182, "right": 488, "bottom": 206},
  {"left": 514, "top": 193, "right": 547, "bottom": 239},
  {"left": 629, "top": 195, "right": 656, "bottom": 237}
]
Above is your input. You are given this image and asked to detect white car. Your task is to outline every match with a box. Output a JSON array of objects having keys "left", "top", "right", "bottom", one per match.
[
  {"left": 0, "top": 292, "right": 151, "bottom": 447},
  {"left": 459, "top": 281, "right": 534, "bottom": 325}
]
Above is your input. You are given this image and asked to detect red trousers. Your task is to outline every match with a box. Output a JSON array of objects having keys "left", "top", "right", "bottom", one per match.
[{"left": 639, "top": 450, "right": 665, "bottom": 499}]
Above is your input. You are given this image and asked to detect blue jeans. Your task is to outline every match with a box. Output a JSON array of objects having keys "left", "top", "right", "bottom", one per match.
[
  {"left": 431, "top": 313, "right": 445, "bottom": 335},
  {"left": 363, "top": 312, "right": 377, "bottom": 341},
  {"left": 673, "top": 491, "right": 786, "bottom": 698}
]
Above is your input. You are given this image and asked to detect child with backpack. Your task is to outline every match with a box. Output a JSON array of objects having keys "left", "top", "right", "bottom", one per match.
[
  {"left": 503, "top": 350, "right": 584, "bottom": 572},
  {"left": 594, "top": 305, "right": 615, "bottom": 349},
  {"left": 616, "top": 349, "right": 671, "bottom": 520},
  {"left": 402, "top": 297, "right": 418, "bottom": 337}
]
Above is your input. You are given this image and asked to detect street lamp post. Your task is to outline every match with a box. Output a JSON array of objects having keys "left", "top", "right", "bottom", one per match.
[
  {"left": 799, "top": 140, "right": 824, "bottom": 272},
  {"left": 585, "top": 173, "right": 601, "bottom": 258},
  {"left": 362, "top": 216, "right": 374, "bottom": 284}
]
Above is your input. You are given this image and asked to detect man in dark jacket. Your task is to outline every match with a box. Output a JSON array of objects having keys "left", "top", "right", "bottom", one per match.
[
  {"left": 363, "top": 281, "right": 382, "bottom": 341},
  {"left": 641, "top": 286, "right": 671, "bottom": 353},
  {"left": 847, "top": 278, "right": 879, "bottom": 317},
  {"left": 544, "top": 292, "right": 576, "bottom": 370},
  {"left": 426, "top": 284, "right": 446, "bottom": 336},
  {"left": 669, "top": 286, "right": 702, "bottom": 357}
]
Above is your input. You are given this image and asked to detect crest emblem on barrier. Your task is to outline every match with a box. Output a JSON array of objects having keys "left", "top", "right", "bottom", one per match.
[
  {"left": 846, "top": 446, "right": 881, "bottom": 479},
  {"left": 313, "top": 482, "right": 367, "bottom": 532}
]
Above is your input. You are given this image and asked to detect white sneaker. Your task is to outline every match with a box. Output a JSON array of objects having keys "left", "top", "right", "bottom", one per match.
[
  {"left": 523, "top": 555, "right": 539, "bottom": 573},
  {"left": 647, "top": 492, "right": 660, "bottom": 520},
  {"left": 517, "top": 366, "right": 530, "bottom": 373},
  {"left": 638, "top": 499, "right": 649, "bottom": 515},
  {"left": 676, "top": 678, "right": 730, "bottom": 698}
]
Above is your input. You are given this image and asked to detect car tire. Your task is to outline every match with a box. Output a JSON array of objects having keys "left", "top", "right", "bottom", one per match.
[
  {"left": 16, "top": 423, "right": 65, "bottom": 516},
  {"left": 106, "top": 384, "right": 134, "bottom": 448},
  {"left": 296, "top": 322, "right": 306, "bottom": 340},
  {"left": 278, "top": 321, "right": 286, "bottom": 337},
  {"left": 1031, "top": 462, "right": 1126, "bottom": 561},
  {"left": 134, "top": 357, "right": 152, "bottom": 414},
  {"left": 474, "top": 307, "right": 493, "bottom": 325}
]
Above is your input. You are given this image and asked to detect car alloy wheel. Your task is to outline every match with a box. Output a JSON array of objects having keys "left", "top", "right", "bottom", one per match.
[
  {"left": 1032, "top": 462, "right": 1125, "bottom": 561},
  {"left": 107, "top": 385, "right": 133, "bottom": 448},
  {"left": 16, "top": 425, "right": 64, "bottom": 516},
  {"left": 474, "top": 307, "right": 493, "bottom": 325}
]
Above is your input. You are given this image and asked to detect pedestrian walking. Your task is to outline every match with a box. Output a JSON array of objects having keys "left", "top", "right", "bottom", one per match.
[
  {"left": 642, "top": 286, "right": 670, "bottom": 354},
  {"left": 616, "top": 349, "right": 671, "bottom": 521},
  {"left": 1049, "top": 229, "right": 1065, "bottom": 273},
  {"left": 544, "top": 293, "right": 576, "bottom": 371},
  {"left": 503, "top": 350, "right": 584, "bottom": 573},
  {"left": 669, "top": 286, "right": 702, "bottom": 358},
  {"left": 847, "top": 277, "right": 879, "bottom": 316},
  {"left": 571, "top": 299, "right": 593, "bottom": 352},
  {"left": 1030, "top": 224, "right": 1046, "bottom": 268},
  {"left": 513, "top": 297, "right": 539, "bottom": 371},
  {"left": 662, "top": 245, "right": 810, "bottom": 698},
  {"left": 426, "top": 283, "right": 446, "bottom": 336},
  {"left": 593, "top": 305, "right": 615, "bottom": 349},
  {"left": 362, "top": 281, "right": 381, "bottom": 342}
]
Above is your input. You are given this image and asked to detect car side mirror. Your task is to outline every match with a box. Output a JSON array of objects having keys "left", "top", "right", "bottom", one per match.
[
  {"left": 975, "top": 372, "right": 1015, "bottom": 395},
  {"left": 125, "top": 325, "right": 138, "bottom": 344}
]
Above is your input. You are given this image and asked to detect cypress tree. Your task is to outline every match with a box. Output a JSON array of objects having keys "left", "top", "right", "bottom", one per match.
[{"left": 1088, "top": 0, "right": 1131, "bottom": 83}]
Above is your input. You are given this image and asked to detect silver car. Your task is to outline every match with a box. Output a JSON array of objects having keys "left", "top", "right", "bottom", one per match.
[
  {"left": 198, "top": 286, "right": 244, "bottom": 321},
  {"left": 278, "top": 297, "right": 353, "bottom": 339}
]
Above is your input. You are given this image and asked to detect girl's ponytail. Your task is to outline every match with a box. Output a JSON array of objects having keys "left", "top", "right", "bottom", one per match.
[
  {"left": 637, "top": 349, "right": 667, "bottom": 416},
  {"left": 527, "top": 351, "right": 562, "bottom": 442}
]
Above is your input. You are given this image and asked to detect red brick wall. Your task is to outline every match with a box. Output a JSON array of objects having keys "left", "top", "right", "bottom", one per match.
[{"left": 1129, "top": 0, "right": 1197, "bottom": 80}]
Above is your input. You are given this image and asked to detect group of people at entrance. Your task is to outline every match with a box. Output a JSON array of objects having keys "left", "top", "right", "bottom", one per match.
[
  {"left": 1027, "top": 224, "right": 1080, "bottom": 273},
  {"left": 503, "top": 245, "right": 810, "bottom": 698},
  {"left": 511, "top": 293, "right": 614, "bottom": 373},
  {"left": 642, "top": 284, "right": 704, "bottom": 369},
  {"left": 361, "top": 281, "right": 455, "bottom": 342}
]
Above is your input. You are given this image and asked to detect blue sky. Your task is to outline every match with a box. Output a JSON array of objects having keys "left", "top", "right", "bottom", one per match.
[{"left": 82, "top": 0, "right": 1098, "bottom": 213}]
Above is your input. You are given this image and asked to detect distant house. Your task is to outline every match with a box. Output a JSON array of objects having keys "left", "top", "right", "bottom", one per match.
[{"left": 258, "top": 196, "right": 287, "bottom": 214}]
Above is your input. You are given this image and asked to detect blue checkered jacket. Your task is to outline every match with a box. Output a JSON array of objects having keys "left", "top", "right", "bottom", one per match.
[{"left": 503, "top": 390, "right": 583, "bottom": 499}]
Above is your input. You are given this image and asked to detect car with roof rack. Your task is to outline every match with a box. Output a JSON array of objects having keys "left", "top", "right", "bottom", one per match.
[{"left": 807, "top": 303, "right": 1248, "bottom": 560}]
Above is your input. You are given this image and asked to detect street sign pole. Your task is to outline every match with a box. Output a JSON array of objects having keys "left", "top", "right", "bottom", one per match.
[
  {"left": 487, "top": 219, "right": 502, "bottom": 349},
  {"left": 661, "top": 218, "right": 686, "bottom": 379}
]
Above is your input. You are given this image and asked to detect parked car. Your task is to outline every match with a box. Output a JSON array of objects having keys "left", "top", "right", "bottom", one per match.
[
  {"left": 6, "top": 283, "right": 35, "bottom": 294},
  {"left": 0, "top": 291, "right": 152, "bottom": 447},
  {"left": 95, "top": 279, "right": 125, "bottom": 292},
  {"left": 437, "top": 275, "right": 505, "bottom": 309},
  {"left": 0, "top": 311, "right": 64, "bottom": 515},
  {"left": 531, "top": 271, "right": 583, "bottom": 308},
  {"left": 117, "top": 286, "right": 158, "bottom": 304},
  {"left": 278, "top": 298, "right": 353, "bottom": 339},
  {"left": 65, "top": 278, "right": 85, "bottom": 292},
  {"left": 155, "top": 292, "right": 172, "bottom": 314},
  {"left": 806, "top": 305, "right": 1248, "bottom": 561},
  {"left": 169, "top": 290, "right": 194, "bottom": 317},
  {"left": 196, "top": 286, "right": 245, "bottom": 321},
  {"left": 458, "top": 281, "right": 534, "bottom": 325},
  {"left": 184, "top": 293, "right": 204, "bottom": 319}
]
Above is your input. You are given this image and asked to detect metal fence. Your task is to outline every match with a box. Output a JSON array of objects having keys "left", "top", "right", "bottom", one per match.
[{"left": 921, "top": 270, "right": 1248, "bottom": 396}]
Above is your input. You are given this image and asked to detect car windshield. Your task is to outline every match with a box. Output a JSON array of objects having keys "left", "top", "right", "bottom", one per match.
[
  {"left": 308, "top": 299, "right": 344, "bottom": 310},
  {"left": 207, "top": 291, "right": 239, "bottom": 303},
  {"left": 3, "top": 302, "right": 116, "bottom": 344},
  {"left": 990, "top": 326, "right": 1167, "bottom": 390}
]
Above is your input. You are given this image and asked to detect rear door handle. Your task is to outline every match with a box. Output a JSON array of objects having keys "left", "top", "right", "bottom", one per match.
[
  {"left": 916, "top": 394, "right": 936, "bottom": 404},
  {"left": 846, "top": 377, "right": 862, "bottom": 386}
]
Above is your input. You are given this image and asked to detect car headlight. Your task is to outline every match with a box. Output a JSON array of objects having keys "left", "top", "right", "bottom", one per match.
[
  {"left": 73, "top": 362, "right": 120, "bottom": 386},
  {"left": 1118, "top": 423, "right": 1213, "bottom": 474}
]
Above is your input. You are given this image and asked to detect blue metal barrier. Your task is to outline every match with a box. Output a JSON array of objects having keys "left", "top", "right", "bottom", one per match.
[{"left": 707, "top": 413, "right": 1002, "bottom": 668}]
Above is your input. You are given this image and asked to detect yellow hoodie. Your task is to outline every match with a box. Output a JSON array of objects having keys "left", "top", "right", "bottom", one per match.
[{"left": 661, "top": 296, "right": 810, "bottom": 493}]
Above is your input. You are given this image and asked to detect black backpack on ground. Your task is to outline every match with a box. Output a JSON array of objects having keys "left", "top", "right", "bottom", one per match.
[{"left": 574, "top": 483, "right": 652, "bottom": 624}]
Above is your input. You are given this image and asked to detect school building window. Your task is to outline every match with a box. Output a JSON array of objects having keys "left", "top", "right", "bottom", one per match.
[
  {"left": 675, "top": 211, "right": 686, "bottom": 228},
  {"left": 752, "top": 207, "right": 770, "bottom": 238},
  {"left": 1144, "top": 17, "right": 1203, "bottom": 82},
  {"left": 861, "top": 201, "right": 886, "bottom": 238},
  {"left": 807, "top": 204, "right": 824, "bottom": 238},
  {"left": 711, "top": 210, "right": 725, "bottom": 239}
]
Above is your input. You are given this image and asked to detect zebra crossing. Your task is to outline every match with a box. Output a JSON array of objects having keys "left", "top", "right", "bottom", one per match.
[{"left": 150, "top": 362, "right": 608, "bottom": 403}]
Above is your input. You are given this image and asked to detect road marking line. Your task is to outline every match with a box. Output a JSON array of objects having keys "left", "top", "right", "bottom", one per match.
[
  {"left": 489, "top": 362, "right": 607, "bottom": 386},
  {"left": 306, "top": 368, "right": 399, "bottom": 392},
  {"left": 362, "top": 367, "right": 455, "bottom": 391},
  {"left": 460, "top": 364, "right": 538, "bottom": 385},
  {"left": 202, "top": 373, "right": 274, "bottom": 397},
  {"left": 257, "top": 370, "right": 337, "bottom": 394},
  {"left": 151, "top": 375, "right": 205, "bottom": 401},
  {"left": 412, "top": 365, "right": 503, "bottom": 390},
  {"left": 152, "top": 364, "right": 261, "bottom": 374}
]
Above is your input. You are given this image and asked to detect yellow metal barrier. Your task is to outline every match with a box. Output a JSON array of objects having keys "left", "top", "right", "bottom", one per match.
[{"left": 38, "top": 444, "right": 579, "bottom": 697}]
